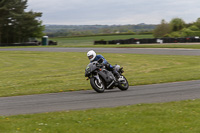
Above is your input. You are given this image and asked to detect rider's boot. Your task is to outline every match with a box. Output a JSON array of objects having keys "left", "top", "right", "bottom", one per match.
[{"left": 113, "top": 70, "right": 123, "bottom": 81}]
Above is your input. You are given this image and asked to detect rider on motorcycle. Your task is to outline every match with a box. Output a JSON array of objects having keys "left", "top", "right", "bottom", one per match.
[{"left": 87, "top": 50, "right": 122, "bottom": 80}]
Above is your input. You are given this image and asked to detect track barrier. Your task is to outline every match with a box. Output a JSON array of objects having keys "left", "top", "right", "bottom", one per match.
[{"left": 94, "top": 37, "right": 200, "bottom": 45}]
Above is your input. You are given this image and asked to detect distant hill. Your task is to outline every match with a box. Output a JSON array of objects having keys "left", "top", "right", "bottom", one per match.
[{"left": 44, "top": 24, "right": 157, "bottom": 37}]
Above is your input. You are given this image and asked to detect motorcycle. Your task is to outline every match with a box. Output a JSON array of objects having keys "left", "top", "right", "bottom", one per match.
[{"left": 85, "top": 58, "right": 129, "bottom": 93}]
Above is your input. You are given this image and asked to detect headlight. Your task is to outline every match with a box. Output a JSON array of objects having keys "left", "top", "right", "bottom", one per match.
[{"left": 85, "top": 71, "right": 90, "bottom": 77}]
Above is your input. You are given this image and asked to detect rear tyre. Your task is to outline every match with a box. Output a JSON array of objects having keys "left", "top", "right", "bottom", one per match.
[
  {"left": 118, "top": 75, "right": 129, "bottom": 91},
  {"left": 90, "top": 77, "right": 105, "bottom": 93}
]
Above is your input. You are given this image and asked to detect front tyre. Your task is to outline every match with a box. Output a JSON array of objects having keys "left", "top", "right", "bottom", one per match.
[
  {"left": 118, "top": 75, "right": 129, "bottom": 91},
  {"left": 90, "top": 77, "right": 105, "bottom": 93}
]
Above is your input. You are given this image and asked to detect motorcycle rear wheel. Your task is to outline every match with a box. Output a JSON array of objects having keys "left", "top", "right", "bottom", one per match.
[
  {"left": 118, "top": 75, "right": 129, "bottom": 91},
  {"left": 90, "top": 77, "right": 105, "bottom": 93}
]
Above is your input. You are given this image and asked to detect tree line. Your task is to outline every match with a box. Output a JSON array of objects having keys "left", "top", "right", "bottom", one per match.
[
  {"left": 154, "top": 18, "right": 200, "bottom": 38},
  {"left": 46, "top": 18, "right": 200, "bottom": 38},
  {"left": 1, "top": 0, "right": 200, "bottom": 44},
  {"left": 0, "top": 0, "right": 44, "bottom": 44},
  {"left": 45, "top": 24, "right": 156, "bottom": 37}
]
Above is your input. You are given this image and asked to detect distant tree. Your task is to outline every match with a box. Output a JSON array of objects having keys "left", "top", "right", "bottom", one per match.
[
  {"left": 101, "top": 28, "right": 112, "bottom": 34},
  {"left": 170, "top": 18, "right": 185, "bottom": 32},
  {"left": 0, "top": 0, "right": 44, "bottom": 43},
  {"left": 153, "top": 19, "right": 171, "bottom": 37},
  {"left": 188, "top": 25, "right": 199, "bottom": 31},
  {"left": 194, "top": 18, "right": 200, "bottom": 29},
  {"left": 15, "top": 11, "right": 44, "bottom": 42}
]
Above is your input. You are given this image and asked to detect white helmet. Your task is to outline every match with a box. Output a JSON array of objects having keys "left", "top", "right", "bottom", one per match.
[{"left": 87, "top": 50, "right": 96, "bottom": 61}]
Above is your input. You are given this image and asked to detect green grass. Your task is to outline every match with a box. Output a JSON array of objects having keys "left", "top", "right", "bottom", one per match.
[
  {"left": 51, "top": 34, "right": 153, "bottom": 45},
  {"left": 57, "top": 43, "right": 200, "bottom": 49},
  {"left": 49, "top": 34, "right": 200, "bottom": 49},
  {"left": 1, "top": 99, "right": 200, "bottom": 133},
  {"left": 1, "top": 34, "right": 200, "bottom": 49},
  {"left": 0, "top": 51, "right": 200, "bottom": 97},
  {"left": 1, "top": 51, "right": 200, "bottom": 132},
  {"left": 96, "top": 43, "right": 200, "bottom": 49},
  {"left": 1, "top": 43, "right": 200, "bottom": 49}
]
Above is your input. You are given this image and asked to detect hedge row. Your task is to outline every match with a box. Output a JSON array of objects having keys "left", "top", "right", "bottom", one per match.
[
  {"left": 0, "top": 40, "right": 57, "bottom": 47},
  {"left": 0, "top": 42, "right": 38, "bottom": 47},
  {"left": 94, "top": 37, "right": 200, "bottom": 45},
  {"left": 185, "top": 32, "right": 200, "bottom": 37}
]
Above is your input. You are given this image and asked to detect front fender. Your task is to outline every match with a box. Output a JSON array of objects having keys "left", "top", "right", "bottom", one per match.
[{"left": 93, "top": 74, "right": 101, "bottom": 84}]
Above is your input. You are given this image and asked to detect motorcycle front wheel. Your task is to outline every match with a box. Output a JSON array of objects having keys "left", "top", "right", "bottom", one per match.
[{"left": 90, "top": 77, "right": 105, "bottom": 93}]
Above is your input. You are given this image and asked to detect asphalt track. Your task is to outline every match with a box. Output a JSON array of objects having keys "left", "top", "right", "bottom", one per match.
[
  {"left": 0, "top": 47, "right": 200, "bottom": 116},
  {"left": 0, "top": 47, "right": 200, "bottom": 55},
  {"left": 1, "top": 80, "right": 200, "bottom": 116}
]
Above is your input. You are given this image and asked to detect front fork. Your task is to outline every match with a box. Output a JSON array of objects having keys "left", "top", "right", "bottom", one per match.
[{"left": 93, "top": 74, "right": 101, "bottom": 84}]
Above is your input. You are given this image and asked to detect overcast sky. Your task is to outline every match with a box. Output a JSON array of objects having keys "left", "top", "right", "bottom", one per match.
[{"left": 27, "top": 0, "right": 200, "bottom": 25}]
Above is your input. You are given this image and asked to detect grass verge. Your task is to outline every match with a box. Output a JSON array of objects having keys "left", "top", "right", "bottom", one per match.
[
  {"left": 1, "top": 44, "right": 200, "bottom": 49},
  {"left": 0, "top": 99, "right": 200, "bottom": 133},
  {"left": 57, "top": 44, "right": 200, "bottom": 49},
  {"left": 48, "top": 34, "right": 200, "bottom": 49},
  {"left": 0, "top": 51, "right": 200, "bottom": 97}
]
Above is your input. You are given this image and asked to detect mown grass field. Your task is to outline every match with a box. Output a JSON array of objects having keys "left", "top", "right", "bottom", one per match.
[
  {"left": 49, "top": 34, "right": 200, "bottom": 49},
  {"left": 1, "top": 43, "right": 200, "bottom": 49},
  {"left": 1, "top": 99, "right": 200, "bottom": 133},
  {"left": 1, "top": 50, "right": 200, "bottom": 132},
  {"left": 56, "top": 43, "right": 200, "bottom": 49},
  {"left": 0, "top": 51, "right": 200, "bottom": 97},
  {"left": 1, "top": 34, "right": 200, "bottom": 49}
]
